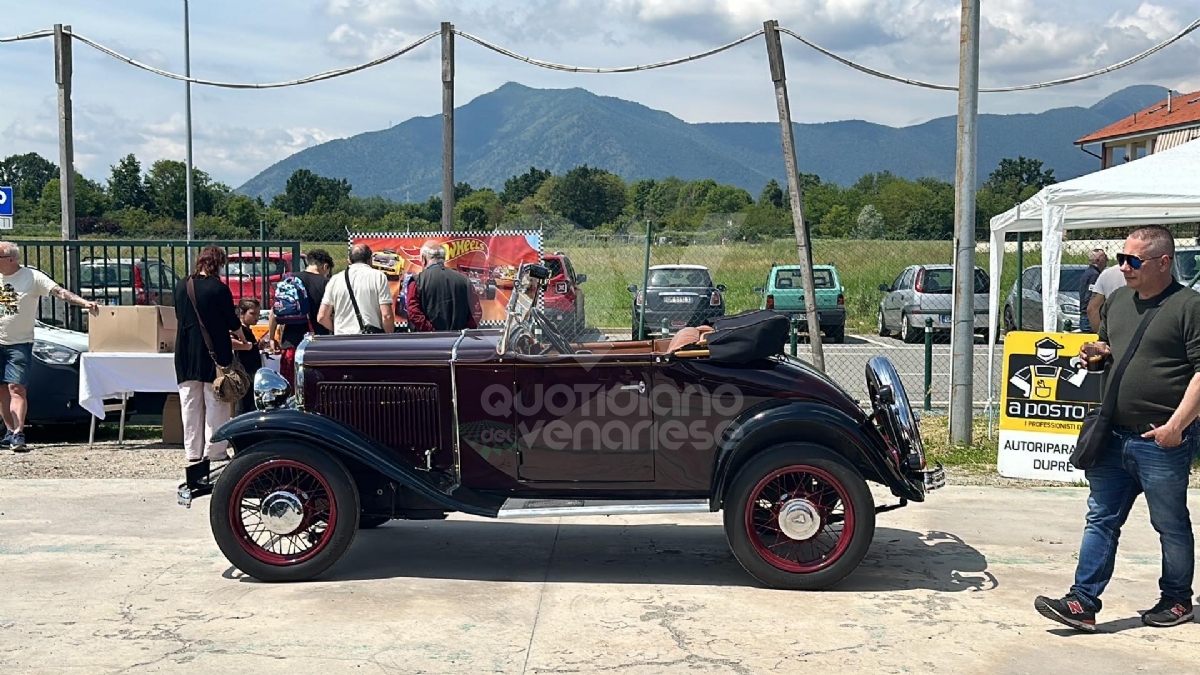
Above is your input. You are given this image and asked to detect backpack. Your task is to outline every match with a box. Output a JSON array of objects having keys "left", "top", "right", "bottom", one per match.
[{"left": 271, "top": 273, "right": 311, "bottom": 325}]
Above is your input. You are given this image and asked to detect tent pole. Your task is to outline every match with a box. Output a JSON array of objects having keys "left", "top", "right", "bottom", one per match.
[{"left": 1015, "top": 232, "right": 1024, "bottom": 328}]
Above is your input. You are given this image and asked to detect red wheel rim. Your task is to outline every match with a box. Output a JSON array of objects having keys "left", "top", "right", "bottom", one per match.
[
  {"left": 228, "top": 459, "right": 338, "bottom": 566},
  {"left": 744, "top": 465, "right": 855, "bottom": 574}
]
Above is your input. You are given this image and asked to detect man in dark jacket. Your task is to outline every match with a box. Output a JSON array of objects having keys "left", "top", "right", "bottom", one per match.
[
  {"left": 1078, "top": 248, "right": 1107, "bottom": 333},
  {"left": 406, "top": 242, "right": 482, "bottom": 332}
]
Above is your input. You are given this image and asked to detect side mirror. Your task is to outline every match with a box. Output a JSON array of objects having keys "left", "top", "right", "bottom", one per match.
[
  {"left": 576, "top": 273, "right": 587, "bottom": 284},
  {"left": 716, "top": 284, "right": 727, "bottom": 292},
  {"left": 627, "top": 284, "right": 638, "bottom": 293},
  {"left": 878, "top": 284, "right": 890, "bottom": 292},
  {"left": 753, "top": 287, "right": 764, "bottom": 294}
]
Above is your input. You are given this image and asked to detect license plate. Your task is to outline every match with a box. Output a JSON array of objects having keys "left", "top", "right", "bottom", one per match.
[
  {"left": 792, "top": 312, "right": 818, "bottom": 322},
  {"left": 662, "top": 296, "right": 692, "bottom": 304},
  {"left": 939, "top": 314, "right": 951, "bottom": 323}
]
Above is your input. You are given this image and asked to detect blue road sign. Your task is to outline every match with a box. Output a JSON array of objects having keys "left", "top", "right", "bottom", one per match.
[{"left": 0, "top": 187, "right": 12, "bottom": 217}]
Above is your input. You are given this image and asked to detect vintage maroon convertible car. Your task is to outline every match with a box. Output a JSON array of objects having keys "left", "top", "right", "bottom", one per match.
[{"left": 180, "top": 264, "right": 943, "bottom": 590}]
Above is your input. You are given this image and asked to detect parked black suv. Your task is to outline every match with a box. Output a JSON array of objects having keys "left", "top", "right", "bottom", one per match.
[{"left": 628, "top": 264, "right": 725, "bottom": 338}]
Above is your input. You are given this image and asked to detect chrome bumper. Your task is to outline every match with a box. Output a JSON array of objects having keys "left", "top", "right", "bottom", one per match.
[{"left": 920, "top": 462, "right": 946, "bottom": 491}]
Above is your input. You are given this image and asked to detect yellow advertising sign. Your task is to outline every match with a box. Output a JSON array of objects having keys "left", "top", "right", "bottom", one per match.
[{"left": 997, "top": 331, "right": 1101, "bottom": 482}]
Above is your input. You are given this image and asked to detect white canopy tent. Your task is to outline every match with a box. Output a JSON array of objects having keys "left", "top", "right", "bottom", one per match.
[{"left": 985, "top": 138, "right": 1200, "bottom": 414}]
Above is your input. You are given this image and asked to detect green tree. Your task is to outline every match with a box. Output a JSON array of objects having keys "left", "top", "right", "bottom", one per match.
[
  {"left": 853, "top": 204, "right": 885, "bottom": 239},
  {"left": 983, "top": 156, "right": 1056, "bottom": 203},
  {"left": 701, "top": 184, "right": 753, "bottom": 214},
  {"left": 544, "top": 165, "right": 627, "bottom": 229},
  {"left": 222, "top": 194, "right": 262, "bottom": 232},
  {"left": 270, "top": 169, "right": 352, "bottom": 216},
  {"left": 107, "top": 154, "right": 148, "bottom": 211},
  {"left": 500, "top": 167, "right": 552, "bottom": 205},
  {"left": 816, "top": 204, "right": 855, "bottom": 238},
  {"left": 759, "top": 179, "right": 784, "bottom": 208},
  {"left": 0, "top": 152, "right": 57, "bottom": 211},
  {"left": 144, "top": 159, "right": 219, "bottom": 219},
  {"left": 455, "top": 189, "right": 503, "bottom": 231},
  {"left": 34, "top": 174, "right": 109, "bottom": 223}
]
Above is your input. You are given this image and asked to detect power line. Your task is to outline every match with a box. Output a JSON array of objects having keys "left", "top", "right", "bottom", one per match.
[
  {"left": 453, "top": 28, "right": 766, "bottom": 73},
  {"left": 778, "top": 18, "right": 1200, "bottom": 93},
  {"left": 0, "top": 29, "right": 54, "bottom": 43}
]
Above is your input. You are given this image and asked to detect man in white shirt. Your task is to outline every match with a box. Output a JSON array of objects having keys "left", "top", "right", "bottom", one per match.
[
  {"left": 318, "top": 244, "right": 395, "bottom": 335},
  {"left": 1086, "top": 264, "right": 1127, "bottom": 332},
  {"left": 0, "top": 241, "right": 99, "bottom": 452}
]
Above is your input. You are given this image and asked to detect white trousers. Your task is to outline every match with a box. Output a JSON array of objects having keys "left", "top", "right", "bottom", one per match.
[{"left": 178, "top": 380, "right": 231, "bottom": 461}]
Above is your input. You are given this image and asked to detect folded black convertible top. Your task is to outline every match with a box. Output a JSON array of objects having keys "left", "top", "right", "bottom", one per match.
[{"left": 703, "top": 310, "right": 790, "bottom": 364}]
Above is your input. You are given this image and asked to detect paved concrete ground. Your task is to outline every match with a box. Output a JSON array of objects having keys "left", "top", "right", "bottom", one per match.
[{"left": 2, "top": 481, "right": 1198, "bottom": 674}]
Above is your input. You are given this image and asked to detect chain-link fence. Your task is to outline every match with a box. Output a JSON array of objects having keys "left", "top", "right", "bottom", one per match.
[{"left": 14, "top": 219, "right": 1197, "bottom": 412}]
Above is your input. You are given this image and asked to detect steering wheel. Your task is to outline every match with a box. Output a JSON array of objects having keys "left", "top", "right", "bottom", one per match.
[{"left": 532, "top": 308, "right": 576, "bottom": 355}]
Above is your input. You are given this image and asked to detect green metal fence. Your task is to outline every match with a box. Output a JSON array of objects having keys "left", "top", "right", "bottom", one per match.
[{"left": 14, "top": 239, "right": 302, "bottom": 331}]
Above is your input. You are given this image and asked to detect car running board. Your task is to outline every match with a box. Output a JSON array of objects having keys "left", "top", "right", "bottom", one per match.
[{"left": 495, "top": 499, "right": 712, "bottom": 519}]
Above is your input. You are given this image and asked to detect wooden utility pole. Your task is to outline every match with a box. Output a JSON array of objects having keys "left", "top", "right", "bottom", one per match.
[
  {"left": 55, "top": 24, "right": 80, "bottom": 327},
  {"left": 950, "top": 1, "right": 980, "bottom": 445},
  {"left": 441, "top": 22, "right": 455, "bottom": 233},
  {"left": 763, "top": 20, "right": 824, "bottom": 371}
]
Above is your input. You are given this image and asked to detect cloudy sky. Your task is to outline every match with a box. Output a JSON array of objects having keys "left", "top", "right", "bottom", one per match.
[{"left": 3, "top": 0, "right": 1198, "bottom": 189}]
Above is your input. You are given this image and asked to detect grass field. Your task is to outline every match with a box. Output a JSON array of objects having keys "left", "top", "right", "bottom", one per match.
[{"left": 16, "top": 235, "right": 1083, "bottom": 334}]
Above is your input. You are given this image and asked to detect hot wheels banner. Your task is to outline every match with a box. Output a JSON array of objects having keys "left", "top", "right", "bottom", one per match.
[{"left": 349, "top": 231, "right": 542, "bottom": 326}]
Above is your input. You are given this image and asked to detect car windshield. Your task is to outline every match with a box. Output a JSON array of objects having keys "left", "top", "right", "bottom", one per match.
[
  {"left": 225, "top": 259, "right": 285, "bottom": 278},
  {"left": 774, "top": 268, "right": 834, "bottom": 289},
  {"left": 922, "top": 268, "right": 988, "bottom": 294},
  {"left": 649, "top": 268, "right": 711, "bottom": 287},
  {"left": 544, "top": 258, "right": 563, "bottom": 278},
  {"left": 80, "top": 262, "right": 133, "bottom": 287},
  {"left": 1059, "top": 268, "right": 1085, "bottom": 294}
]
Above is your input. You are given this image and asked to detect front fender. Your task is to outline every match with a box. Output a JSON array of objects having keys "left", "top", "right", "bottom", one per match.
[
  {"left": 211, "top": 409, "right": 503, "bottom": 517},
  {"left": 710, "top": 399, "right": 924, "bottom": 509}
]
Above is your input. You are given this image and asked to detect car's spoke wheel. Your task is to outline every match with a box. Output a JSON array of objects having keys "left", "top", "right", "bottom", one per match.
[
  {"left": 877, "top": 309, "right": 889, "bottom": 337},
  {"left": 724, "top": 444, "right": 874, "bottom": 590},
  {"left": 211, "top": 443, "right": 359, "bottom": 582}
]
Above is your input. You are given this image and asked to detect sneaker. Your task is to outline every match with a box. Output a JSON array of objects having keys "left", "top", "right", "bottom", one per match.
[
  {"left": 1035, "top": 594, "right": 1097, "bottom": 632},
  {"left": 1141, "top": 599, "right": 1194, "bottom": 627},
  {"left": 9, "top": 432, "right": 27, "bottom": 453},
  {"left": 0, "top": 431, "right": 12, "bottom": 449}
]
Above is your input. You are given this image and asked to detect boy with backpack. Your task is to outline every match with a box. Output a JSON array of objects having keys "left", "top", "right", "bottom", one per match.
[{"left": 265, "top": 249, "right": 335, "bottom": 385}]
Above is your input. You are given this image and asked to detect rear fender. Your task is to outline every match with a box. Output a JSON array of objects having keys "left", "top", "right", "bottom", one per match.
[
  {"left": 710, "top": 400, "right": 924, "bottom": 510},
  {"left": 210, "top": 409, "right": 503, "bottom": 517}
]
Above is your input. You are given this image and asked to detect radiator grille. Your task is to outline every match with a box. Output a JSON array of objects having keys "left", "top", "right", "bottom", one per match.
[{"left": 315, "top": 383, "right": 441, "bottom": 452}]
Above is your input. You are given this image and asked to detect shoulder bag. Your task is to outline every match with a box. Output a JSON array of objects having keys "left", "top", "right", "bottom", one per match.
[
  {"left": 187, "top": 276, "right": 252, "bottom": 404},
  {"left": 344, "top": 268, "right": 384, "bottom": 334},
  {"left": 1071, "top": 286, "right": 1179, "bottom": 470}
]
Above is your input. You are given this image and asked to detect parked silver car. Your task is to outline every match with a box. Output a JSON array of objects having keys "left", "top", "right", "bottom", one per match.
[
  {"left": 1175, "top": 247, "right": 1200, "bottom": 289},
  {"left": 79, "top": 257, "right": 180, "bottom": 307},
  {"left": 877, "top": 264, "right": 990, "bottom": 343},
  {"left": 1003, "top": 264, "right": 1085, "bottom": 333}
]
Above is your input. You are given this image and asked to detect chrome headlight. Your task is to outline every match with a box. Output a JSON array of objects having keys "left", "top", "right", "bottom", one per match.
[
  {"left": 253, "top": 369, "right": 292, "bottom": 411},
  {"left": 33, "top": 340, "right": 80, "bottom": 366}
]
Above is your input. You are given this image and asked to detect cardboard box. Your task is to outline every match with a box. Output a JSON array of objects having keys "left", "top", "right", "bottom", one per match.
[
  {"left": 161, "top": 394, "right": 183, "bottom": 445},
  {"left": 88, "top": 306, "right": 177, "bottom": 353}
]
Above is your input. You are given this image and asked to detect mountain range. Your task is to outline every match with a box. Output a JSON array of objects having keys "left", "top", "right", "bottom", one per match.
[{"left": 237, "top": 82, "right": 1166, "bottom": 201}]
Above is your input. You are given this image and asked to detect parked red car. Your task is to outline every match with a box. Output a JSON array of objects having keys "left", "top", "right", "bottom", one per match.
[
  {"left": 542, "top": 251, "right": 587, "bottom": 338},
  {"left": 222, "top": 251, "right": 305, "bottom": 307}
]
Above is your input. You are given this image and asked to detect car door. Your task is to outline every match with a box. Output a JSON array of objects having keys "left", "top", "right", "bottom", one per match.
[
  {"left": 1021, "top": 268, "right": 1043, "bottom": 331},
  {"left": 513, "top": 352, "right": 656, "bottom": 483},
  {"left": 885, "top": 268, "right": 911, "bottom": 326}
]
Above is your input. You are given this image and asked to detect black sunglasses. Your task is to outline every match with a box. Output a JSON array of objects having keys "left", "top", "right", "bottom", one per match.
[{"left": 1116, "top": 252, "right": 1169, "bottom": 270}]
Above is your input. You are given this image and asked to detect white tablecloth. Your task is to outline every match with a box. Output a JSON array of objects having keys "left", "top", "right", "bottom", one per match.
[{"left": 79, "top": 352, "right": 280, "bottom": 419}]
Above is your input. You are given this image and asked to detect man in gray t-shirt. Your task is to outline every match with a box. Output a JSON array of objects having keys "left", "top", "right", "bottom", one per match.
[{"left": 1085, "top": 264, "right": 1125, "bottom": 333}]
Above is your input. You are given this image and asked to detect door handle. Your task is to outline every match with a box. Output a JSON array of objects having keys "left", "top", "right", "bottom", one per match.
[{"left": 620, "top": 381, "right": 646, "bottom": 394}]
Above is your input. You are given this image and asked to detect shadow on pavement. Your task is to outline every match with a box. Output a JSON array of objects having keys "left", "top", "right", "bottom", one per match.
[{"left": 233, "top": 522, "right": 993, "bottom": 592}]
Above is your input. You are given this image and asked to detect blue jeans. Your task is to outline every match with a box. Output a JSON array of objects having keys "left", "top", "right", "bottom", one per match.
[
  {"left": 0, "top": 343, "right": 33, "bottom": 386},
  {"left": 1078, "top": 315, "right": 1091, "bottom": 333},
  {"left": 1070, "top": 424, "right": 1199, "bottom": 611}
]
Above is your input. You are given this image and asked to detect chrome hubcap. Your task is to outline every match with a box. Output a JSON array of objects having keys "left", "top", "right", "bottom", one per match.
[
  {"left": 778, "top": 498, "right": 822, "bottom": 541},
  {"left": 260, "top": 491, "right": 305, "bottom": 535}
]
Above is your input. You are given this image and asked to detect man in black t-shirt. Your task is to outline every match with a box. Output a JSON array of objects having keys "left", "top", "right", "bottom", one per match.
[{"left": 266, "top": 249, "right": 334, "bottom": 384}]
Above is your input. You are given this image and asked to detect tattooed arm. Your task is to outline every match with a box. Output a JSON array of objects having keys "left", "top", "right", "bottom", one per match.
[{"left": 50, "top": 285, "right": 100, "bottom": 315}]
